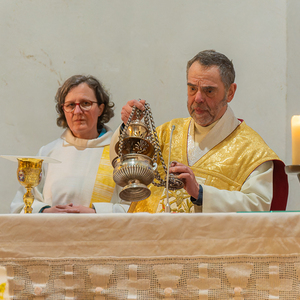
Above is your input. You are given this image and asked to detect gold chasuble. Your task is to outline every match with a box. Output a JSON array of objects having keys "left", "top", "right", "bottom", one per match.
[
  {"left": 128, "top": 118, "right": 281, "bottom": 213},
  {"left": 90, "top": 145, "right": 116, "bottom": 207}
]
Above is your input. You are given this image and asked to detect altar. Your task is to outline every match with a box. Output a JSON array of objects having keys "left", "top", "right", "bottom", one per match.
[{"left": 1, "top": 212, "right": 300, "bottom": 299}]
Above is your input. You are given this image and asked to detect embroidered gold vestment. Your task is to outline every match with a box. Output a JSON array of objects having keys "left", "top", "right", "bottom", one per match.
[
  {"left": 90, "top": 145, "right": 116, "bottom": 207},
  {"left": 128, "top": 117, "right": 282, "bottom": 213}
]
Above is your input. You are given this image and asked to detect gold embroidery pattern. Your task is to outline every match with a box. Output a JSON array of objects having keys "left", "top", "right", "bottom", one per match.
[
  {"left": 90, "top": 145, "right": 115, "bottom": 206},
  {"left": 156, "top": 189, "right": 194, "bottom": 213}
]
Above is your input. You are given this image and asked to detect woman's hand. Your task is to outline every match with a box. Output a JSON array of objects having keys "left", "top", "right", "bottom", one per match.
[
  {"left": 42, "top": 203, "right": 95, "bottom": 213},
  {"left": 71, "top": 205, "right": 96, "bottom": 213}
]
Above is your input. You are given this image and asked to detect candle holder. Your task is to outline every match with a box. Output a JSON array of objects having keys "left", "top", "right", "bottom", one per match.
[{"left": 285, "top": 165, "right": 300, "bottom": 182}]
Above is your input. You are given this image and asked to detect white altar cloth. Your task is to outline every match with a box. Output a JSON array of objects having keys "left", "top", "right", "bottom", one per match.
[{"left": 1, "top": 212, "right": 300, "bottom": 299}]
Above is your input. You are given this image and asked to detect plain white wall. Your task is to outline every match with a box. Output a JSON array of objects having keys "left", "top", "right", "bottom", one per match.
[
  {"left": 286, "top": 0, "right": 300, "bottom": 210},
  {"left": 0, "top": 0, "right": 296, "bottom": 213}
]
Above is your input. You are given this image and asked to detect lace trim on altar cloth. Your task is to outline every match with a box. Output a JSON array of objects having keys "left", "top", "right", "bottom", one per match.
[{"left": 1, "top": 254, "right": 300, "bottom": 299}]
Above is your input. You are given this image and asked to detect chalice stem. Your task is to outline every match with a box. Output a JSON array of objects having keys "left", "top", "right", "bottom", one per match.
[{"left": 23, "top": 188, "right": 34, "bottom": 214}]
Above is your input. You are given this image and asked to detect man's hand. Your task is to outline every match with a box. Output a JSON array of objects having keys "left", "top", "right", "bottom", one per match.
[
  {"left": 169, "top": 161, "right": 199, "bottom": 199},
  {"left": 121, "top": 99, "right": 146, "bottom": 124},
  {"left": 42, "top": 203, "right": 95, "bottom": 214}
]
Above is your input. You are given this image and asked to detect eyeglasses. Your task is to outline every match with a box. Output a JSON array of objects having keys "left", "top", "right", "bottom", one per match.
[{"left": 62, "top": 100, "right": 98, "bottom": 113}]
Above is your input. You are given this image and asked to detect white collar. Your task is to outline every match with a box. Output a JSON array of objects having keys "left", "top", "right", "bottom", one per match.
[
  {"left": 188, "top": 106, "right": 240, "bottom": 165},
  {"left": 61, "top": 127, "right": 113, "bottom": 149}
]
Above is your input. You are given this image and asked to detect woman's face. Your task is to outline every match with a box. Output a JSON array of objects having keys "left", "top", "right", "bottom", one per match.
[{"left": 64, "top": 83, "right": 104, "bottom": 139}]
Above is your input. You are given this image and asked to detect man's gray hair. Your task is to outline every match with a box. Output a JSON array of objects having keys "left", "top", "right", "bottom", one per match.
[{"left": 186, "top": 50, "right": 235, "bottom": 90}]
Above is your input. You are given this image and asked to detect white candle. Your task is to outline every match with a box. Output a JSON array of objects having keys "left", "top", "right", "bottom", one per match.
[{"left": 292, "top": 115, "right": 300, "bottom": 165}]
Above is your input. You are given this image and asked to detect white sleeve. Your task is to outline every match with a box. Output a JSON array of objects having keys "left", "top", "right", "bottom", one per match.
[
  {"left": 201, "top": 161, "right": 273, "bottom": 212},
  {"left": 92, "top": 184, "right": 130, "bottom": 213}
]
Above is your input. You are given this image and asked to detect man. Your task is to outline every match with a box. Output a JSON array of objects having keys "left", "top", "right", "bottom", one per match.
[{"left": 113, "top": 50, "right": 288, "bottom": 213}]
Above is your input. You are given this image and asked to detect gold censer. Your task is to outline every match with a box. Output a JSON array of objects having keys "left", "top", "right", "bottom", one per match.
[{"left": 17, "top": 158, "right": 43, "bottom": 213}]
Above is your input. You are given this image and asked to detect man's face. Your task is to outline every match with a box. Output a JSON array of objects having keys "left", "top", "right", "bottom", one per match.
[{"left": 187, "top": 61, "right": 236, "bottom": 127}]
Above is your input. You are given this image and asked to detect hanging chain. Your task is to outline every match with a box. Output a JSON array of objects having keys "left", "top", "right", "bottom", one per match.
[
  {"left": 118, "top": 106, "right": 137, "bottom": 157},
  {"left": 143, "top": 103, "right": 168, "bottom": 186},
  {"left": 117, "top": 101, "right": 168, "bottom": 187}
]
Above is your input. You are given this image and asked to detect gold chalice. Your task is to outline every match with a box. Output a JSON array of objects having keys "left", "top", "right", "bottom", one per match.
[{"left": 17, "top": 158, "right": 43, "bottom": 213}]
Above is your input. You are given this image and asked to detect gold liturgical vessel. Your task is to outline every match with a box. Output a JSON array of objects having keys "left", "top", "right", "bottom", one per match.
[
  {"left": 112, "top": 102, "right": 184, "bottom": 202},
  {"left": 17, "top": 158, "right": 43, "bottom": 213},
  {"left": 1, "top": 155, "right": 60, "bottom": 213}
]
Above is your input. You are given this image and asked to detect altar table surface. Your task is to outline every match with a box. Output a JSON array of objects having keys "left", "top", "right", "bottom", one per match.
[
  {"left": 1, "top": 212, "right": 300, "bottom": 258},
  {"left": 1, "top": 212, "right": 300, "bottom": 299}
]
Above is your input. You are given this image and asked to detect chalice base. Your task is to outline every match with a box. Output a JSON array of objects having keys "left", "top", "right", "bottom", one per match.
[
  {"left": 24, "top": 205, "right": 33, "bottom": 214},
  {"left": 119, "top": 180, "right": 151, "bottom": 202}
]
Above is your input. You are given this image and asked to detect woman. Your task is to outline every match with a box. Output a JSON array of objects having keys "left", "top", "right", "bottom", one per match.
[{"left": 11, "top": 75, "right": 128, "bottom": 213}]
